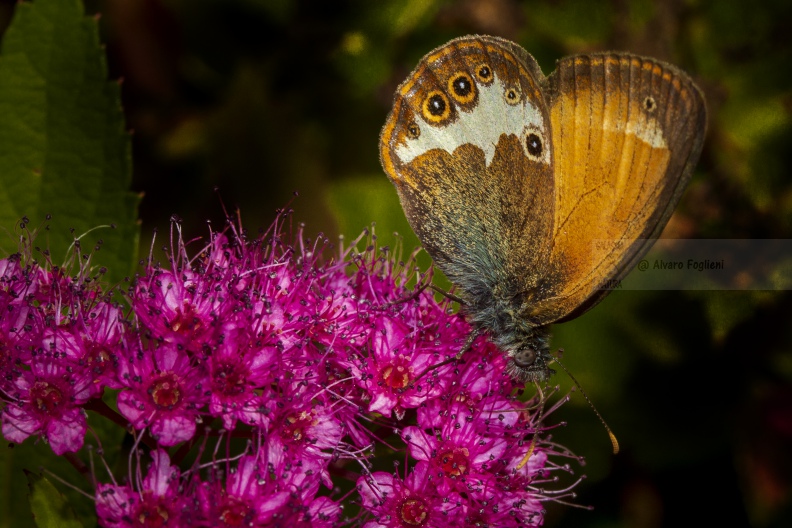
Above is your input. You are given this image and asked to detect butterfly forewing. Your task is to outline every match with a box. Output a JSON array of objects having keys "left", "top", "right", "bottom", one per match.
[{"left": 526, "top": 53, "right": 707, "bottom": 324}]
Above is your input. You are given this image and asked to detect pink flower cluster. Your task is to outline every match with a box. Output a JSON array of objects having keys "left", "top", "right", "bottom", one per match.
[{"left": 0, "top": 213, "right": 582, "bottom": 527}]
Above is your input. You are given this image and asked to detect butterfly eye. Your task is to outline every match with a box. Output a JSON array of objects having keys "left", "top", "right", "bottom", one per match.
[
  {"left": 512, "top": 347, "right": 537, "bottom": 368},
  {"left": 474, "top": 64, "right": 493, "bottom": 84},
  {"left": 406, "top": 122, "right": 420, "bottom": 139},
  {"left": 643, "top": 96, "right": 657, "bottom": 113},
  {"left": 504, "top": 86, "right": 521, "bottom": 105},
  {"left": 422, "top": 90, "right": 452, "bottom": 123},
  {"left": 448, "top": 72, "right": 476, "bottom": 104}
]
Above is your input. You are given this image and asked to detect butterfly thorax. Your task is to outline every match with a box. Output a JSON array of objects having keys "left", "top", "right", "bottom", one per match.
[{"left": 462, "top": 282, "right": 554, "bottom": 383}]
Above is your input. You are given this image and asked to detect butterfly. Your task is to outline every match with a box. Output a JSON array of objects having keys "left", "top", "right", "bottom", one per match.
[{"left": 380, "top": 35, "right": 707, "bottom": 382}]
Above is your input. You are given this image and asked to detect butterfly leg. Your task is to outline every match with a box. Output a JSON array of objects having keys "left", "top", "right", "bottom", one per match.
[
  {"left": 454, "top": 327, "right": 478, "bottom": 358},
  {"left": 383, "top": 272, "right": 433, "bottom": 307},
  {"left": 384, "top": 276, "right": 467, "bottom": 308},
  {"left": 429, "top": 284, "right": 467, "bottom": 305},
  {"left": 410, "top": 328, "right": 480, "bottom": 386}
]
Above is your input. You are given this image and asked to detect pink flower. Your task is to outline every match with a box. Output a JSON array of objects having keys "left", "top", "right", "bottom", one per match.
[
  {"left": 1, "top": 355, "right": 92, "bottom": 454},
  {"left": 197, "top": 450, "right": 341, "bottom": 527},
  {"left": 0, "top": 212, "right": 584, "bottom": 527},
  {"left": 131, "top": 269, "right": 221, "bottom": 353},
  {"left": 117, "top": 343, "right": 206, "bottom": 445},
  {"left": 0, "top": 290, "right": 36, "bottom": 374},
  {"left": 348, "top": 315, "right": 452, "bottom": 419},
  {"left": 205, "top": 328, "right": 277, "bottom": 430},
  {"left": 357, "top": 462, "right": 466, "bottom": 527},
  {"left": 96, "top": 450, "right": 188, "bottom": 528},
  {"left": 77, "top": 302, "right": 126, "bottom": 395},
  {"left": 0, "top": 253, "right": 45, "bottom": 299},
  {"left": 403, "top": 404, "right": 509, "bottom": 487}
]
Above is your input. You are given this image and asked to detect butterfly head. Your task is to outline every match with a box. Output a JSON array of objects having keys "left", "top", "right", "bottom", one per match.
[
  {"left": 497, "top": 325, "right": 554, "bottom": 383},
  {"left": 465, "top": 288, "right": 555, "bottom": 383},
  {"left": 508, "top": 342, "right": 554, "bottom": 383}
]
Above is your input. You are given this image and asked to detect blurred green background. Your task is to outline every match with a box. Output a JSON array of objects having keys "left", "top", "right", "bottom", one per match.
[{"left": 1, "top": 0, "right": 791, "bottom": 526}]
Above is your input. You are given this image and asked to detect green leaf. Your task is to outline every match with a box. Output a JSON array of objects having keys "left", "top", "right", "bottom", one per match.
[
  {"left": 2, "top": 439, "right": 99, "bottom": 528},
  {"left": 0, "top": 444, "right": 34, "bottom": 528},
  {"left": 0, "top": 0, "right": 140, "bottom": 283},
  {"left": 26, "top": 471, "right": 83, "bottom": 528}
]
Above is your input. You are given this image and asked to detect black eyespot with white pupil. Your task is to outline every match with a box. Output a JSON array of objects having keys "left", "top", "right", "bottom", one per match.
[
  {"left": 422, "top": 90, "right": 452, "bottom": 123},
  {"left": 428, "top": 94, "right": 446, "bottom": 116},
  {"left": 452, "top": 76, "right": 471, "bottom": 97},
  {"left": 476, "top": 65, "right": 492, "bottom": 83},
  {"left": 448, "top": 72, "right": 476, "bottom": 104},
  {"left": 526, "top": 133, "right": 542, "bottom": 157},
  {"left": 505, "top": 87, "right": 520, "bottom": 105},
  {"left": 407, "top": 122, "right": 420, "bottom": 139}
]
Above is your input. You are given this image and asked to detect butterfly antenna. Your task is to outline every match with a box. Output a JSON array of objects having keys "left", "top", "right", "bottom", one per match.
[
  {"left": 553, "top": 355, "right": 620, "bottom": 454},
  {"left": 516, "top": 381, "right": 546, "bottom": 470}
]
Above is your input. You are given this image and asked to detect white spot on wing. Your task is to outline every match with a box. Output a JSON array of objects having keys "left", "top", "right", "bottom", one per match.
[
  {"left": 606, "top": 112, "right": 667, "bottom": 149},
  {"left": 394, "top": 74, "right": 548, "bottom": 166},
  {"left": 627, "top": 114, "right": 666, "bottom": 148}
]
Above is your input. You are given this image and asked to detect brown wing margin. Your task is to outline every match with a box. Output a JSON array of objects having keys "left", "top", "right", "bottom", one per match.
[{"left": 528, "top": 53, "right": 707, "bottom": 324}]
